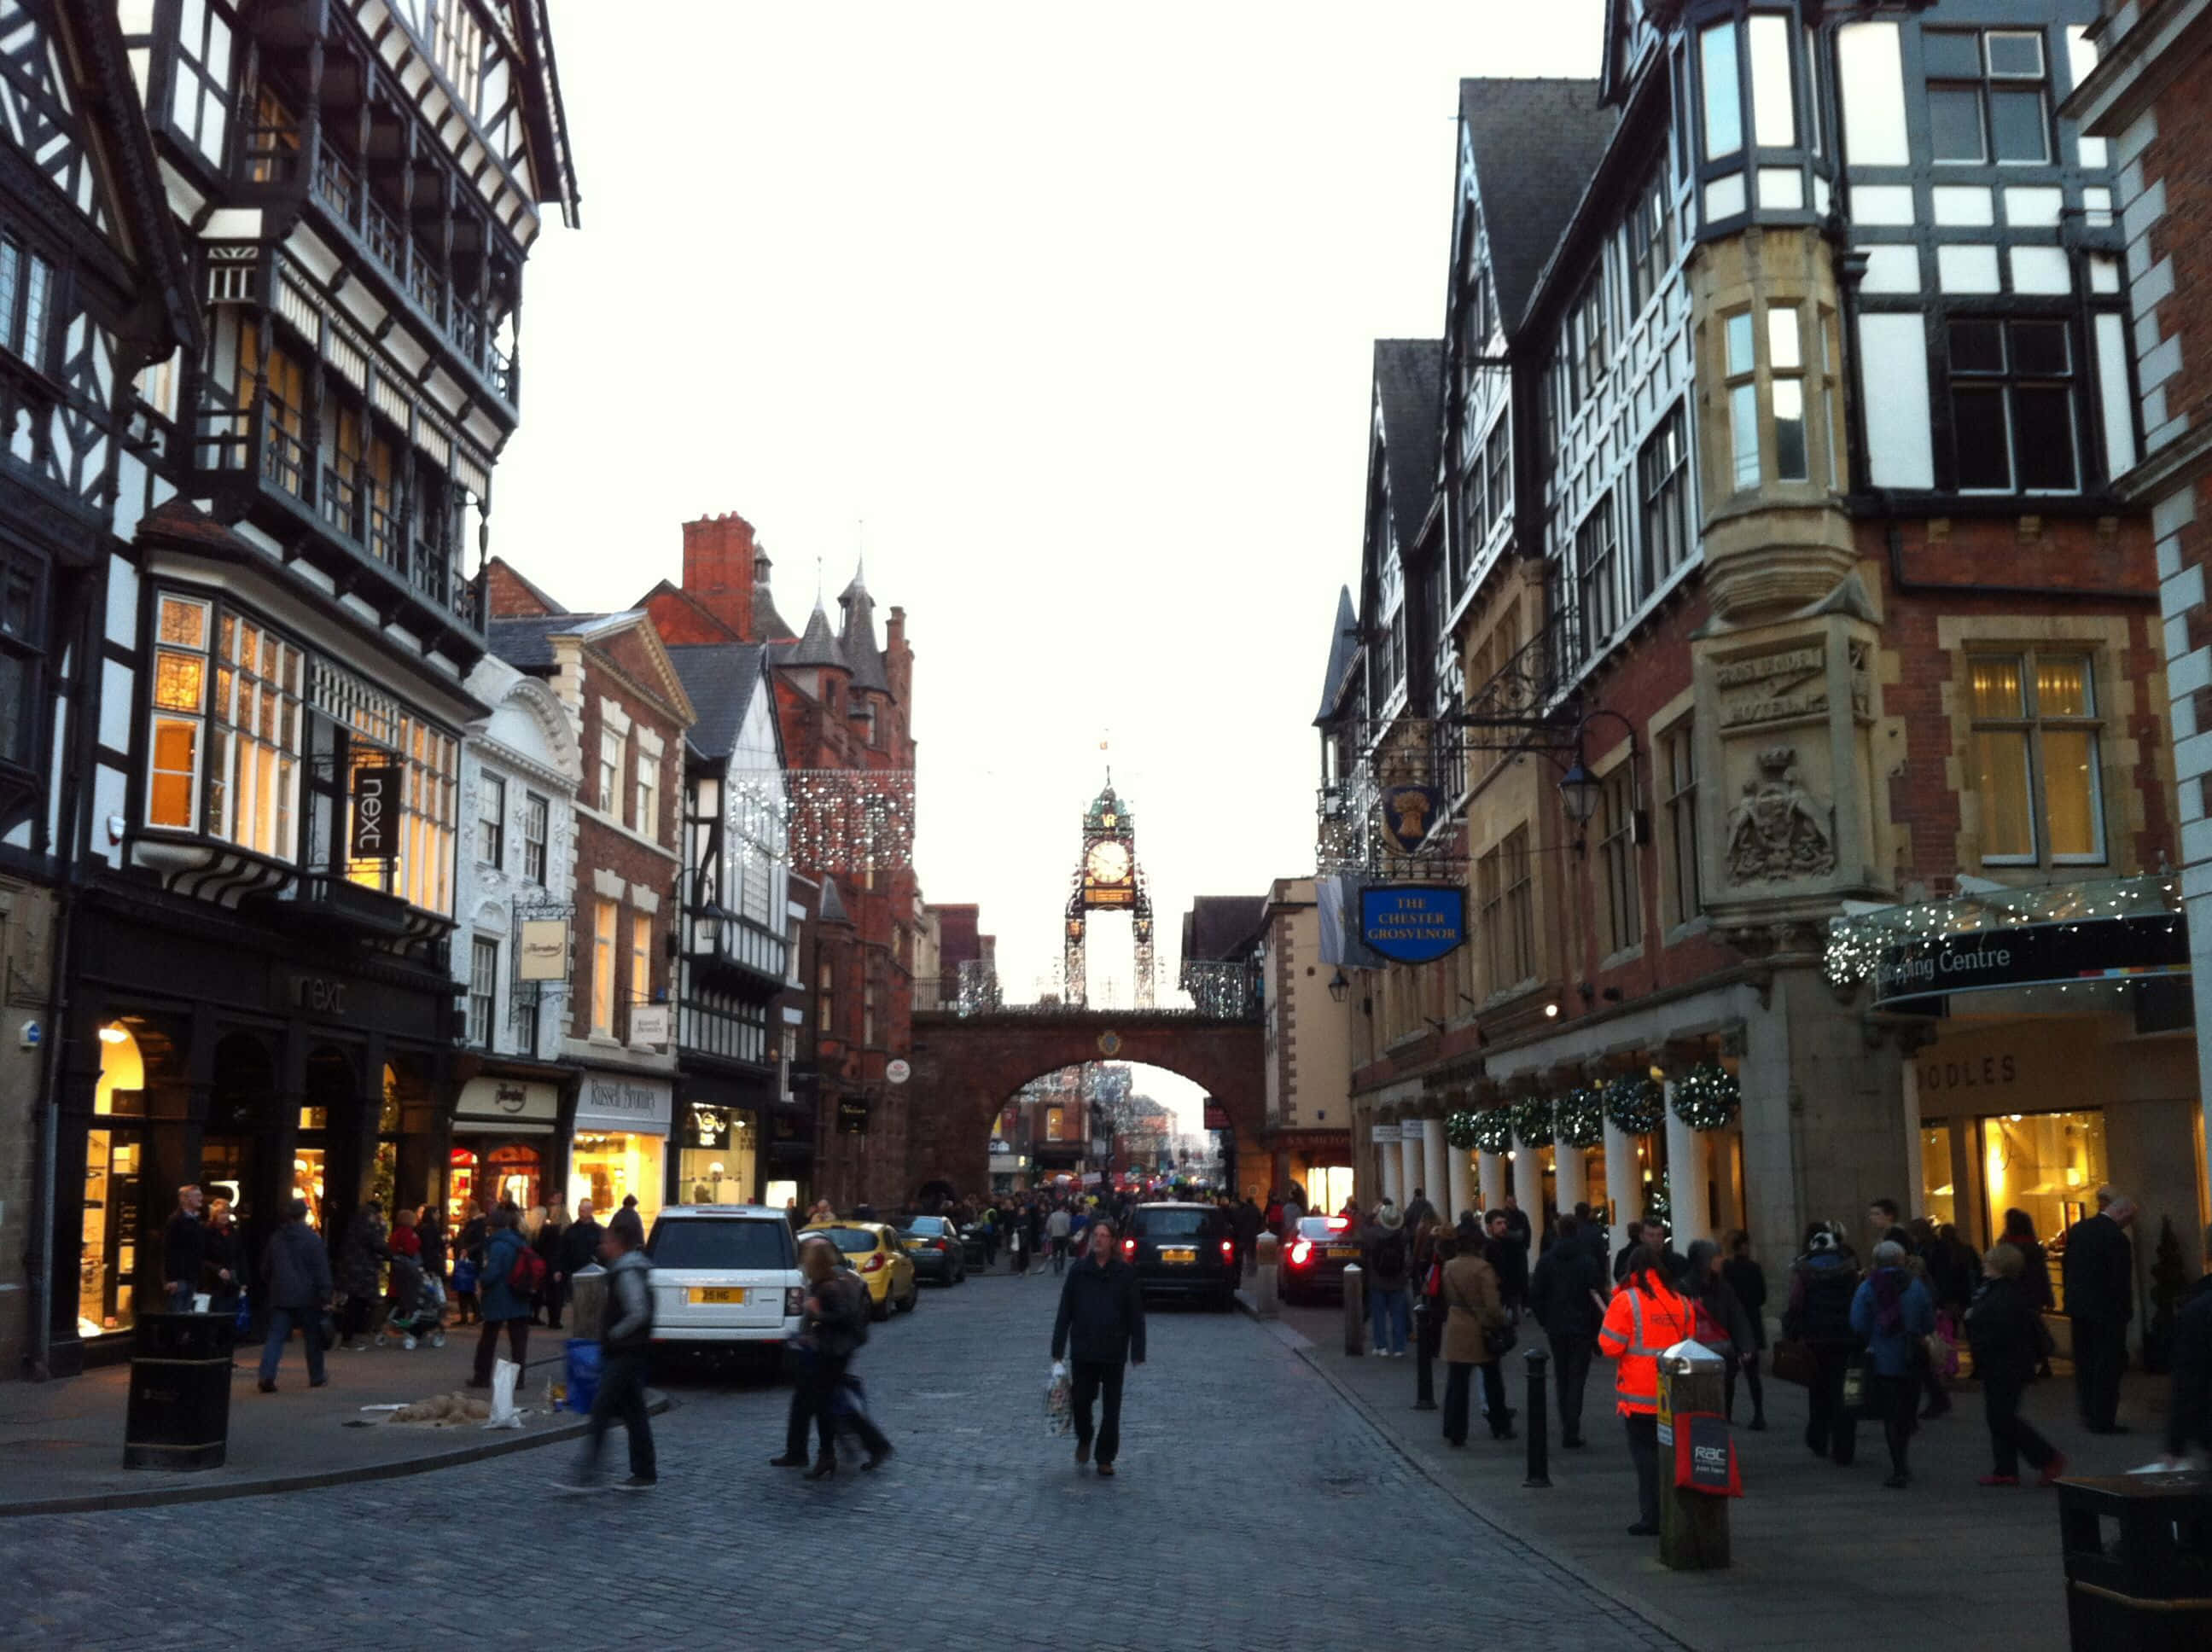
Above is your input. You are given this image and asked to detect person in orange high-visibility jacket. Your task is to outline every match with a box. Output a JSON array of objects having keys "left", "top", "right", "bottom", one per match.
[{"left": 1598, "top": 1245, "right": 1699, "bottom": 1538}]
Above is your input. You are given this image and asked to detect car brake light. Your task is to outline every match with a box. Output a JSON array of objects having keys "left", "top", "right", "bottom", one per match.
[
  {"left": 934, "top": 1239, "right": 950, "bottom": 1251},
  {"left": 861, "top": 1254, "right": 887, "bottom": 1272},
  {"left": 1289, "top": 1239, "right": 1312, "bottom": 1265},
  {"left": 783, "top": 1287, "right": 804, "bottom": 1315},
  {"left": 1121, "top": 1237, "right": 1137, "bottom": 1258},
  {"left": 1326, "top": 1216, "right": 1350, "bottom": 1230},
  {"left": 1220, "top": 1238, "right": 1235, "bottom": 1258}
]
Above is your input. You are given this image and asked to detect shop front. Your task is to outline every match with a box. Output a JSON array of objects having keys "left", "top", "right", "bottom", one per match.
[
  {"left": 52, "top": 892, "right": 456, "bottom": 1370},
  {"left": 676, "top": 1095, "right": 761, "bottom": 1206},
  {"left": 570, "top": 1071, "right": 673, "bottom": 1229},
  {"left": 1268, "top": 1127, "right": 1353, "bottom": 1216},
  {"left": 449, "top": 1073, "right": 564, "bottom": 1227}
]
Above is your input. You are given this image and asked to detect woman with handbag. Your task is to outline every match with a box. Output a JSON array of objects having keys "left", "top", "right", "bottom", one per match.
[
  {"left": 1783, "top": 1222, "right": 1864, "bottom": 1467},
  {"left": 1849, "top": 1239, "right": 1936, "bottom": 1488},
  {"left": 1440, "top": 1231, "right": 1514, "bottom": 1446},
  {"left": 1412, "top": 1224, "right": 1447, "bottom": 1412}
]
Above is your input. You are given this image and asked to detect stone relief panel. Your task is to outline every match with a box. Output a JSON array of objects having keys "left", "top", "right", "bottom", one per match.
[{"left": 1725, "top": 746, "right": 1837, "bottom": 883}]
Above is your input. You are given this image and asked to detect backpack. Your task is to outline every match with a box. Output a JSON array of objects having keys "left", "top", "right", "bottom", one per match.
[
  {"left": 508, "top": 1243, "right": 547, "bottom": 1296},
  {"left": 1372, "top": 1231, "right": 1407, "bottom": 1279}
]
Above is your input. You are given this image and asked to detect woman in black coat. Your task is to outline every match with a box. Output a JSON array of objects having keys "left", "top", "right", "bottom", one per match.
[
  {"left": 1966, "top": 1242, "right": 2064, "bottom": 1485},
  {"left": 1720, "top": 1230, "right": 1769, "bottom": 1429}
]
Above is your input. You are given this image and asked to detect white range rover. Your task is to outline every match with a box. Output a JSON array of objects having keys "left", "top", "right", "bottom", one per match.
[{"left": 643, "top": 1206, "right": 805, "bottom": 1355}]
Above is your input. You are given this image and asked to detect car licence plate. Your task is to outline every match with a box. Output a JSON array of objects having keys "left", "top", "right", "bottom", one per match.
[
  {"left": 689, "top": 1287, "right": 747, "bottom": 1304},
  {"left": 1161, "top": 1248, "right": 1196, "bottom": 1264},
  {"left": 1328, "top": 1246, "right": 1358, "bottom": 1259},
  {"left": 902, "top": 1241, "right": 923, "bottom": 1250}
]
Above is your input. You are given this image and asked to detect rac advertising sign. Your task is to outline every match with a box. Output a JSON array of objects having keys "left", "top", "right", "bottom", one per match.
[{"left": 1359, "top": 884, "right": 1466, "bottom": 965}]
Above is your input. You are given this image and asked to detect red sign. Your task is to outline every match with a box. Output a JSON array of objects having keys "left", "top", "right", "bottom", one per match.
[{"left": 1202, "top": 1101, "right": 1229, "bottom": 1131}]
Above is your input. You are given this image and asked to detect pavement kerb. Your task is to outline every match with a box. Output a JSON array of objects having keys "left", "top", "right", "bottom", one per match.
[
  {"left": 1279, "top": 1323, "right": 1702, "bottom": 1652},
  {"left": 0, "top": 1389, "right": 676, "bottom": 1519}
]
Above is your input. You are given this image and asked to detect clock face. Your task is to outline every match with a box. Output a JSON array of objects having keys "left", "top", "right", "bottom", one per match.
[{"left": 1086, "top": 841, "right": 1131, "bottom": 885}]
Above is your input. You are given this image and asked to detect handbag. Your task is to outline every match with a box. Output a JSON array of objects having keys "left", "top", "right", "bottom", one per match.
[
  {"left": 1770, "top": 1339, "right": 1817, "bottom": 1387},
  {"left": 1482, "top": 1322, "right": 1519, "bottom": 1359}
]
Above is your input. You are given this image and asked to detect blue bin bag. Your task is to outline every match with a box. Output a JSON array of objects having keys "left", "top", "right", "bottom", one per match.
[{"left": 564, "top": 1338, "right": 602, "bottom": 1414}]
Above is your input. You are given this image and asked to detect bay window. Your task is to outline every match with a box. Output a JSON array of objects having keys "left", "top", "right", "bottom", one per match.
[
  {"left": 145, "top": 594, "right": 304, "bottom": 859},
  {"left": 1725, "top": 311, "right": 1760, "bottom": 491},
  {"left": 0, "top": 235, "right": 55, "bottom": 369},
  {"left": 1638, "top": 404, "right": 1691, "bottom": 600}
]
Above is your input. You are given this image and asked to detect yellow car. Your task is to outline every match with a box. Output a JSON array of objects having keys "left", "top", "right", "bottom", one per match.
[{"left": 800, "top": 1221, "right": 918, "bottom": 1320}]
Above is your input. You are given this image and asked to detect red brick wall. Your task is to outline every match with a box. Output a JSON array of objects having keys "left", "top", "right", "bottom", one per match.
[
  {"left": 680, "top": 514, "right": 760, "bottom": 641},
  {"left": 486, "top": 557, "right": 559, "bottom": 618},
  {"left": 2141, "top": 48, "right": 2212, "bottom": 439}
]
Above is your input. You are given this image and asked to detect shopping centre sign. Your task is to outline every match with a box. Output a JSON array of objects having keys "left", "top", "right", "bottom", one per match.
[{"left": 1871, "top": 913, "right": 2187, "bottom": 1009}]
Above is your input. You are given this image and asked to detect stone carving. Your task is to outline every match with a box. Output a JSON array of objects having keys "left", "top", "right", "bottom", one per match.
[
  {"left": 1716, "top": 645, "right": 1825, "bottom": 729},
  {"left": 1726, "top": 746, "right": 1837, "bottom": 883}
]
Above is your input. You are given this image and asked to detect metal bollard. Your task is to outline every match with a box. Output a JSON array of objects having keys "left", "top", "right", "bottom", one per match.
[
  {"left": 1523, "top": 1345, "right": 1551, "bottom": 1488},
  {"left": 1342, "top": 1264, "right": 1365, "bottom": 1357}
]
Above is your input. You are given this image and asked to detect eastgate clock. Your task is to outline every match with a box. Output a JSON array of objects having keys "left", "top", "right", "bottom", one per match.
[
  {"left": 1086, "top": 841, "right": 1131, "bottom": 885},
  {"left": 1064, "top": 773, "right": 1155, "bottom": 1009}
]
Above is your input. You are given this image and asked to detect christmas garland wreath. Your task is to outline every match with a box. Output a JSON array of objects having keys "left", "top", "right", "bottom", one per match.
[
  {"left": 1672, "top": 1059, "right": 1742, "bottom": 1131},
  {"left": 1553, "top": 1085, "right": 1606, "bottom": 1149},
  {"left": 1509, "top": 1094, "right": 1555, "bottom": 1149},
  {"left": 1604, "top": 1073, "right": 1666, "bottom": 1137}
]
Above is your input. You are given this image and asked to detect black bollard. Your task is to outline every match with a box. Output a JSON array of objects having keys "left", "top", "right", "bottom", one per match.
[
  {"left": 1523, "top": 1345, "right": 1551, "bottom": 1488},
  {"left": 1413, "top": 1300, "right": 1437, "bottom": 1410}
]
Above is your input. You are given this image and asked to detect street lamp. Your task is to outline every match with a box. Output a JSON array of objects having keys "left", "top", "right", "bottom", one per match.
[
  {"left": 1557, "top": 759, "right": 1601, "bottom": 826},
  {"left": 1555, "top": 709, "right": 1644, "bottom": 855},
  {"left": 1326, "top": 969, "right": 1351, "bottom": 1003}
]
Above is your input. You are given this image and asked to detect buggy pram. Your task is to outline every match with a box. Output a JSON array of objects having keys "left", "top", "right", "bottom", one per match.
[{"left": 374, "top": 1254, "right": 447, "bottom": 1349}]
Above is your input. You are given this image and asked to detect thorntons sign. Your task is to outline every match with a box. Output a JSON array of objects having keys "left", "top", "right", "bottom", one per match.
[{"left": 574, "top": 1074, "right": 672, "bottom": 1133}]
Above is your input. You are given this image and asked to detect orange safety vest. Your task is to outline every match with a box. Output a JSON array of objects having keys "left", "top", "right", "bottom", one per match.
[{"left": 1598, "top": 1279, "right": 1697, "bottom": 1416}]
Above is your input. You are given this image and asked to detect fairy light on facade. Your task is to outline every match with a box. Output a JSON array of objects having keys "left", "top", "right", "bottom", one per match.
[
  {"left": 730, "top": 769, "right": 915, "bottom": 873},
  {"left": 1824, "top": 873, "right": 2182, "bottom": 990}
]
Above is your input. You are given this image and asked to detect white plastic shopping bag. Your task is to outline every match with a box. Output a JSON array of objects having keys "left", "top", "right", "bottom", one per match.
[
  {"left": 484, "top": 1356, "right": 524, "bottom": 1428},
  {"left": 1045, "top": 1360, "right": 1072, "bottom": 1437}
]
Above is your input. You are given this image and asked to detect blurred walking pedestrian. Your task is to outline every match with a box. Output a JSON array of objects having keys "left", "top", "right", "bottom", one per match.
[
  {"left": 561, "top": 1207, "right": 657, "bottom": 1492},
  {"left": 1851, "top": 1239, "right": 1936, "bottom": 1487},
  {"left": 2063, "top": 1189, "right": 2136, "bottom": 1434},
  {"left": 1050, "top": 1219, "right": 1146, "bottom": 1475},
  {"left": 1784, "top": 1221, "right": 1863, "bottom": 1467},
  {"left": 162, "top": 1184, "right": 207, "bottom": 1313},
  {"left": 469, "top": 1206, "right": 534, "bottom": 1389},
  {"left": 1529, "top": 1212, "right": 1606, "bottom": 1448},
  {"left": 334, "top": 1199, "right": 389, "bottom": 1352},
  {"left": 1362, "top": 1201, "right": 1412, "bottom": 1358},
  {"left": 1720, "top": 1229, "right": 1769, "bottom": 1430},
  {"left": 1966, "top": 1241, "right": 2064, "bottom": 1486},
  {"left": 256, "top": 1199, "right": 331, "bottom": 1393},
  {"left": 1441, "top": 1230, "right": 1513, "bottom": 1446},
  {"left": 773, "top": 1236, "right": 892, "bottom": 1479}
]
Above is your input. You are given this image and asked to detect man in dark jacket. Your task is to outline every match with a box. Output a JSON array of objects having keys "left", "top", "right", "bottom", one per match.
[
  {"left": 2062, "top": 1189, "right": 2137, "bottom": 1434},
  {"left": 163, "top": 1184, "right": 207, "bottom": 1312},
  {"left": 2157, "top": 1224, "right": 2212, "bottom": 1468},
  {"left": 1614, "top": 1220, "right": 1686, "bottom": 1286},
  {"left": 562, "top": 1208, "right": 656, "bottom": 1491},
  {"left": 256, "top": 1199, "right": 332, "bottom": 1393},
  {"left": 556, "top": 1198, "right": 604, "bottom": 1315},
  {"left": 1486, "top": 1211, "right": 1529, "bottom": 1314},
  {"left": 1051, "top": 1219, "right": 1146, "bottom": 1475},
  {"left": 533, "top": 1193, "right": 570, "bottom": 1329},
  {"left": 1529, "top": 1213, "right": 1608, "bottom": 1447},
  {"left": 1966, "top": 1240, "right": 2063, "bottom": 1485},
  {"left": 1784, "top": 1224, "right": 1863, "bottom": 1464}
]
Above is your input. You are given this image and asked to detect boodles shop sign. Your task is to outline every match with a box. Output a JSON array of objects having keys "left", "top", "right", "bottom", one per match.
[{"left": 1359, "top": 884, "right": 1466, "bottom": 964}]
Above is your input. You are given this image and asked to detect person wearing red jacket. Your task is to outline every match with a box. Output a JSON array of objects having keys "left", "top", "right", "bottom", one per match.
[{"left": 1598, "top": 1245, "right": 1699, "bottom": 1538}]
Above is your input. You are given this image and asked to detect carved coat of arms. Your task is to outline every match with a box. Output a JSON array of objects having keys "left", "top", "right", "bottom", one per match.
[{"left": 1726, "top": 747, "right": 1837, "bottom": 883}]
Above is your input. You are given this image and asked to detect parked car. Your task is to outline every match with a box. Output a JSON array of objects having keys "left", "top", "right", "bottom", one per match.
[
  {"left": 643, "top": 1205, "right": 804, "bottom": 1357},
  {"left": 894, "top": 1214, "right": 969, "bottom": 1285},
  {"left": 1121, "top": 1201, "right": 1237, "bottom": 1311},
  {"left": 800, "top": 1222, "right": 919, "bottom": 1320},
  {"left": 1283, "top": 1213, "right": 1361, "bottom": 1304}
]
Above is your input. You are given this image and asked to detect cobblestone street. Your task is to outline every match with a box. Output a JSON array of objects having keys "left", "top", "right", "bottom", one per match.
[{"left": 3, "top": 1275, "right": 1674, "bottom": 1650}]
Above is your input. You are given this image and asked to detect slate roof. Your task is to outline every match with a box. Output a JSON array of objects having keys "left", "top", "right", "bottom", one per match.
[
  {"left": 1461, "top": 78, "right": 1615, "bottom": 333},
  {"left": 818, "top": 877, "right": 852, "bottom": 924},
  {"left": 486, "top": 613, "right": 585, "bottom": 670},
  {"left": 783, "top": 601, "right": 848, "bottom": 671},
  {"left": 666, "top": 643, "right": 766, "bottom": 758},
  {"left": 1375, "top": 338, "right": 1443, "bottom": 550},
  {"left": 1180, "top": 895, "right": 1266, "bottom": 966},
  {"left": 837, "top": 562, "right": 891, "bottom": 695},
  {"left": 1313, "top": 585, "right": 1360, "bottom": 726}
]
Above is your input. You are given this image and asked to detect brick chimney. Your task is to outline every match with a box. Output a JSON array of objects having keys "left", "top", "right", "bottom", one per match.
[{"left": 681, "top": 512, "right": 759, "bottom": 640}]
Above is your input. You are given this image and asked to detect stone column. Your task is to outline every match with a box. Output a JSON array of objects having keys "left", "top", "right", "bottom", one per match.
[
  {"left": 1604, "top": 1117, "right": 1640, "bottom": 1258},
  {"left": 1378, "top": 1127, "right": 1402, "bottom": 1206},
  {"left": 1446, "top": 1143, "right": 1475, "bottom": 1229},
  {"left": 1511, "top": 1134, "right": 1545, "bottom": 1249},
  {"left": 1664, "top": 1080, "right": 1711, "bottom": 1247},
  {"left": 1420, "top": 1116, "right": 1448, "bottom": 1218},
  {"left": 1555, "top": 1143, "right": 1588, "bottom": 1215},
  {"left": 1478, "top": 1149, "right": 1505, "bottom": 1214},
  {"left": 1400, "top": 1130, "right": 1423, "bottom": 1210}
]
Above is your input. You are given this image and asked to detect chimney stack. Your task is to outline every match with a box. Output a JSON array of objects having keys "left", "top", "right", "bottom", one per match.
[{"left": 680, "top": 512, "right": 759, "bottom": 640}]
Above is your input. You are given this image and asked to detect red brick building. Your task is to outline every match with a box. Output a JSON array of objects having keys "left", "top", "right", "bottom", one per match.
[{"left": 489, "top": 568, "right": 694, "bottom": 1228}]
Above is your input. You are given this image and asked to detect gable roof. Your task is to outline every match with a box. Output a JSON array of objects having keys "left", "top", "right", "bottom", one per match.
[
  {"left": 488, "top": 610, "right": 696, "bottom": 726},
  {"left": 1461, "top": 78, "right": 1615, "bottom": 333},
  {"left": 666, "top": 643, "right": 769, "bottom": 758},
  {"left": 1180, "top": 895, "right": 1266, "bottom": 966},
  {"left": 1374, "top": 338, "right": 1443, "bottom": 550},
  {"left": 486, "top": 612, "right": 582, "bottom": 670},
  {"left": 1313, "top": 585, "right": 1360, "bottom": 726},
  {"left": 487, "top": 556, "right": 569, "bottom": 617},
  {"left": 637, "top": 577, "right": 740, "bottom": 642},
  {"left": 818, "top": 876, "right": 852, "bottom": 925}
]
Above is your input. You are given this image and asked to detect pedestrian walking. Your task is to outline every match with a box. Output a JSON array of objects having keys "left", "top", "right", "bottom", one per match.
[
  {"left": 1850, "top": 1239, "right": 1936, "bottom": 1487},
  {"left": 256, "top": 1198, "right": 331, "bottom": 1393},
  {"left": 1682, "top": 1238, "right": 1755, "bottom": 1382},
  {"left": 1362, "top": 1201, "right": 1412, "bottom": 1358},
  {"left": 1966, "top": 1241, "right": 2065, "bottom": 1486},
  {"left": 417, "top": 1207, "right": 449, "bottom": 1287},
  {"left": 534, "top": 1195, "right": 570, "bottom": 1329},
  {"left": 557, "top": 1198, "right": 603, "bottom": 1318},
  {"left": 162, "top": 1184, "right": 207, "bottom": 1312},
  {"left": 334, "top": 1199, "right": 389, "bottom": 1351},
  {"left": 1529, "top": 1211, "right": 1606, "bottom": 1447},
  {"left": 2154, "top": 1223, "right": 2212, "bottom": 1469},
  {"left": 561, "top": 1207, "right": 657, "bottom": 1492},
  {"left": 1050, "top": 1219, "right": 1146, "bottom": 1475},
  {"left": 2062, "top": 1188, "right": 2137, "bottom": 1434},
  {"left": 1784, "top": 1221, "right": 1864, "bottom": 1466},
  {"left": 1499, "top": 1192, "right": 1532, "bottom": 1252},
  {"left": 1441, "top": 1230, "right": 1513, "bottom": 1446},
  {"left": 1720, "top": 1229, "right": 1769, "bottom": 1429},
  {"left": 1412, "top": 1224, "right": 1447, "bottom": 1411},
  {"left": 1047, "top": 1204, "right": 1072, "bottom": 1275},
  {"left": 469, "top": 1206, "right": 537, "bottom": 1389},
  {"left": 1402, "top": 1186, "right": 1439, "bottom": 1233},
  {"left": 203, "top": 1196, "right": 242, "bottom": 1318},
  {"left": 1598, "top": 1244, "right": 1697, "bottom": 1537},
  {"left": 386, "top": 1206, "right": 422, "bottom": 1321},
  {"left": 771, "top": 1236, "right": 892, "bottom": 1478},
  {"left": 1486, "top": 1209, "right": 1529, "bottom": 1318}
]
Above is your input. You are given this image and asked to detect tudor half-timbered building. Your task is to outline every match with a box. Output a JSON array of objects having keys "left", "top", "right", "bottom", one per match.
[
  {"left": 20, "top": 0, "right": 575, "bottom": 1376},
  {"left": 1324, "top": 1, "right": 2200, "bottom": 1326}
]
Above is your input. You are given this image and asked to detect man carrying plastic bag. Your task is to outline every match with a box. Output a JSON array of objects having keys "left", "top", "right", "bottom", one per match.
[{"left": 1050, "top": 1218, "right": 1145, "bottom": 1475}]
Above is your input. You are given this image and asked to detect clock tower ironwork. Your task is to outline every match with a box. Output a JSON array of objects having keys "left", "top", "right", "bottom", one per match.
[{"left": 1065, "top": 775, "right": 1153, "bottom": 1008}]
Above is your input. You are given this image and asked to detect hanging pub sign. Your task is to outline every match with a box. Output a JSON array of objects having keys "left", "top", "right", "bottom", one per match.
[
  {"left": 1377, "top": 785, "right": 1441, "bottom": 855},
  {"left": 518, "top": 919, "right": 569, "bottom": 981},
  {"left": 1871, "top": 913, "right": 2187, "bottom": 1009},
  {"left": 1359, "top": 884, "right": 1466, "bottom": 963},
  {"left": 351, "top": 765, "right": 402, "bottom": 860},
  {"left": 1202, "top": 1100, "right": 1229, "bottom": 1131}
]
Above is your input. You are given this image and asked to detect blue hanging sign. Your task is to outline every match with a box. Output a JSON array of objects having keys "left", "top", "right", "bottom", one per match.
[{"left": 1359, "top": 884, "right": 1467, "bottom": 964}]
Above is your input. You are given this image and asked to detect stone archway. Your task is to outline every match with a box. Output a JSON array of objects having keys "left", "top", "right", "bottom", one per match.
[{"left": 903, "top": 1009, "right": 1264, "bottom": 1200}]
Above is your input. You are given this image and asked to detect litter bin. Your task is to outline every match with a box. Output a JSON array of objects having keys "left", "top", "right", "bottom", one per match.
[
  {"left": 122, "top": 1312, "right": 236, "bottom": 1471},
  {"left": 569, "top": 1264, "right": 607, "bottom": 1343},
  {"left": 2058, "top": 1471, "right": 2212, "bottom": 1649}
]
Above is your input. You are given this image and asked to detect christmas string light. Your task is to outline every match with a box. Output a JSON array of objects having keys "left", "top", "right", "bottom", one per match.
[
  {"left": 1447, "top": 1109, "right": 1481, "bottom": 1151},
  {"left": 1554, "top": 1085, "right": 1606, "bottom": 1149},
  {"left": 1604, "top": 1073, "right": 1665, "bottom": 1137},
  {"left": 731, "top": 768, "right": 915, "bottom": 873},
  {"left": 1471, "top": 1109, "right": 1513, "bottom": 1155},
  {"left": 1824, "top": 872, "right": 2180, "bottom": 988},
  {"left": 1510, "top": 1094, "right": 1554, "bottom": 1149},
  {"left": 1672, "top": 1059, "right": 1741, "bottom": 1131}
]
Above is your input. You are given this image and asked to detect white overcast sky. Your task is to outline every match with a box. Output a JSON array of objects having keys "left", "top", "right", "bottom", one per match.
[{"left": 495, "top": 1, "right": 1606, "bottom": 1123}]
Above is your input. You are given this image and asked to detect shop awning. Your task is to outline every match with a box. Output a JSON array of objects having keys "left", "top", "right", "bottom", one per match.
[{"left": 1825, "top": 874, "right": 2186, "bottom": 1010}]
